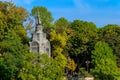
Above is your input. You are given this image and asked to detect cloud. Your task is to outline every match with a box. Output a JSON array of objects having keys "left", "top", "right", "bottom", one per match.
[
  {"left": 73, "top": 0, "right": 92, "bottom": 15},
  {"left": 73, "top": 0, "right": 90, "bottom": 9}
]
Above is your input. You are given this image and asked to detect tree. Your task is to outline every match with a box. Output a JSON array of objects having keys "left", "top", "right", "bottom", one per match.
[
  {"left": 0, "top": 30, "right": 28, "bottom": 80},
  {"left": 0, "top": 31, "right": 26, "bottom": 79},
  {"left": 0, "top": 1, "right": 29, "bottom": 79},
  {"left": 99, "top": 24, "right": 120, "bottom": 67},
  {"left": 0, "top": 1, "right": 29, "bottom": 44},
  {"left": 66, "top": 20, "right": 98, "bottom": 72},
  {"left": 91, "top": 41, "right": 120, "bottom": 80},
  {"left": 71, "top": 20, "right": 97, "bottom": 33},
  {"left": 31, "top": 6, "right": 53, "bottom": 28},
  {"left": 55, "top": 17, "right": 69, "bottom": 28},
  {"left": 0, "top": 1, "right": 29, "bottom": 54},
  {"left": 50, "top": 29, "right": 68, "bottom": 57}
]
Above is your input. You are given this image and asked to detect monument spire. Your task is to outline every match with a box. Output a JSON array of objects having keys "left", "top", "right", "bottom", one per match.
[
  {"left": 36, "top": 10, "right": 41, "bottom": 25},
  {"left": 35, "top": 10, "right": 42, "bottom": 32}
]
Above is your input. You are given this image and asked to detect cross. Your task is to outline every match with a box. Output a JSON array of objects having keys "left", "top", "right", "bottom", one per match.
[{"left": 85, "top": 60, "right": 90, "bottom": 73}]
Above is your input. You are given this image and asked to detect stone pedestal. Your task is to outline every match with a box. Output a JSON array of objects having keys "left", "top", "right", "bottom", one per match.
[{"left": 85, "top": 76, "right": 94, "bottom": 80}]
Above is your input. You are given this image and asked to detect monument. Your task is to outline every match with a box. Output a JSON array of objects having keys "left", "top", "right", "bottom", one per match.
[{"left": 29, "top": 13, "right": 51, "bottom": 57}]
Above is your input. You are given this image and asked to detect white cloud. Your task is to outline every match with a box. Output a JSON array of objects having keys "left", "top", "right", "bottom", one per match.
[
  {"left": 73, "top": 0, "right": 92, "bottom": 15},
  {"left": 73, "top": 0, "right": 90, "bottom": 9}
]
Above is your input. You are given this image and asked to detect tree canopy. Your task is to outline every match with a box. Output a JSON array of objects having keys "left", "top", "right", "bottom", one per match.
[
  {"left": 31, "top": 6, "right": 53, "bottom": 28},
  {"left": 91, "top": 41, "right": 120, "bottom": 80}
]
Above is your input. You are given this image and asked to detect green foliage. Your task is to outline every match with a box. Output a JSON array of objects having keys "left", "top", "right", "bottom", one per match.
[
  {"left": 71, "top": 20, "right": 97, "bottom": 33},
  {"left": 18, "top": 53, "right": 66, "bottom": 80},
  {"left": 0, "top": 1, "right": 29, "bottom": 80},
  {"left": 99, "top": 24, "right": 120, "bottom": 66},
  {"left": 68, "top": 20, "right": 98, "bottom": 54},
  {"left": 79, "top": 68, "right": 89, "bottom": 77},
  {"left": 55, "top": 53, "right": 67, "bottom": 69},
  {"left": 91, "top": 41, "right": 120, "bottom": 80},
  {"left": 0, "top": 30, "right": 27, "bottom": 80},
  {"left": 55, "top": 17, "right": 69, "bottom": 27},
  {"left": 66, "top": 20, "right": 98, "bottom": 70}
]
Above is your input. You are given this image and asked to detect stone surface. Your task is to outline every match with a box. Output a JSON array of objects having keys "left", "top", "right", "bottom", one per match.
[
  {"left": 85, "top": 77, "right": 94, "bottom": 80},
  {"left": 29, "top": 14, "right": 51, "bottom": 57}
]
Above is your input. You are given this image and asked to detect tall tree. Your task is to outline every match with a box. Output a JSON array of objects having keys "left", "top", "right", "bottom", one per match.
[
  {"left": 0, "top": 1, "right": 29, "bottom": 44},
  {"left": 0, "top": 1, "right": 29, "bottom": 79},
  {"left": 31, "top": 6, "right": 53, "bottom": 28},
  {"left": 66, "top": 20, "right": 98, "bottom": 71},
  {"left": 99, "top": 24, "right": 120, "bottom": 67},
  {"left": 50, "top": 29, "right": 68, "bottom": 57},
  {"left": 91, "top": 41, "right": 120, "bottom": 80}
]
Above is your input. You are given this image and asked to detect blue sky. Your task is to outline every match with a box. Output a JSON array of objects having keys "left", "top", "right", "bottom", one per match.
[{"left": 1, "top": 0, "right": 120, "bottom": 27}]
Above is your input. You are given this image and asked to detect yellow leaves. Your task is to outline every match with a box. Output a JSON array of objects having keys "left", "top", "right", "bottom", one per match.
[
  {"left": 66, "top": 57, "right": 77, "bottom": 72},
  {"left": 11, "top": 7, "right": 28, "bottom": 21},
  {"left": 0, "top": 2, "right": 29, "bottom": 43},
  {"left": 50, "top": 29, "right": 68, "bottom": 56},
  {"left": 52, "top": 47, "right": 63, "bottom": 56},
  {"left": 50, "top": 30, "right": 56, "bottom": 41},
  {"left": 55, "top": 53, "right": 67, "bottom": 68},
  {"left": 50, "top": 29, "right": 68, "bottom": 48},
  {"left": 57, "top": 33, "right": 66, "bottom": 48},
  {"left": 0, "top": 11, "right": 3, "bottom": 17},
  {"left": 0, "top": 12, "right": 7, "bottom": 36},
  {"left": 118, "top": 68, "right": 120, "bottom": 71}
]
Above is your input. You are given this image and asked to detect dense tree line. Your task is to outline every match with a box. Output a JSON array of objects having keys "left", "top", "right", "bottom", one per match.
[{"left": 0, "top": 1, "right": 120, "bottom": 80}]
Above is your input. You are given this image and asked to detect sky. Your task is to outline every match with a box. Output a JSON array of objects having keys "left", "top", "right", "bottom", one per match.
[{"left": 1, "top": 0, "right": 120, "bottom": 27}]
